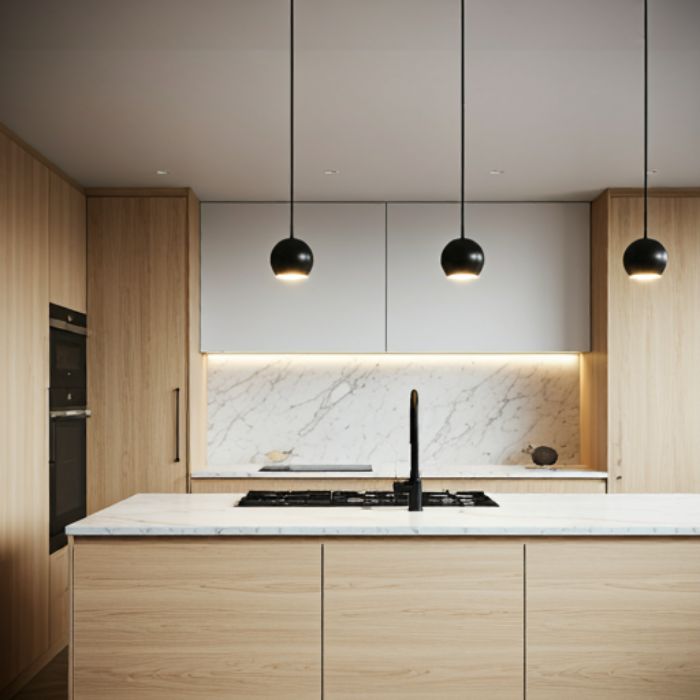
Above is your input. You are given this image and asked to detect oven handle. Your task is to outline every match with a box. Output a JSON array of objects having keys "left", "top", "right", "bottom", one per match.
[
  {"left": 50, "top": 409, "right": 92, "bottom": 419},
  {"left": 50, "top": 318, "right": 88, "bottom": 335},
  {"left": 174, "top": 387, "right": 181, "bottom": 463}
]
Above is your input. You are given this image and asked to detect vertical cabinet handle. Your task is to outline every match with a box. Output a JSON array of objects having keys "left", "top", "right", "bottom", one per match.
[{"left": 174, "top": 387, "right": 181, "bottom": 463}]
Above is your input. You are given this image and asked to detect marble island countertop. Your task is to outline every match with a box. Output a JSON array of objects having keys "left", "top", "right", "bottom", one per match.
[
  {"left": 191, "top": 464, "right": 607, "bottom": 480},
  {"left": 66, "top": 493, "right": 700, "bottom": 537}
]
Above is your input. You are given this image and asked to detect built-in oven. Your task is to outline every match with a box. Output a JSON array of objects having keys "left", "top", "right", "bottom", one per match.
[{"left": 49, "top": 304, "right": 88, "bottom": 553}]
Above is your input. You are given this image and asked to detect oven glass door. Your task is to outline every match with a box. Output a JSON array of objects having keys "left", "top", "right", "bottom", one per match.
[
  {"left": 50, "top": 327, "right": 86, "bottom": 409},
  {"left": 50, "top": 416, "right": 87, "bottom": 552}
]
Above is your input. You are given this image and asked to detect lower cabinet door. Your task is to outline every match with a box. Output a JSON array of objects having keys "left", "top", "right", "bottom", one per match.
[
  {"left": 324, "top": 540, "right": 524, "bottom": 699},
  {"left": 72, "top": 538, "right": 321, "bottom": 699},
  {"left": 527, "top": 541, "right": 700, "bottom": 700}
]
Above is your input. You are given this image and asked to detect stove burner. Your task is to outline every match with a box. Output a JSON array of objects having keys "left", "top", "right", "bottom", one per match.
[{"left": 237, "top": 490, "right": 499, "bottom": 508}]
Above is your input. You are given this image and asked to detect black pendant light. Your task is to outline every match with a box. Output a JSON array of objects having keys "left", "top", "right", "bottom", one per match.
[
  {"left": 270, "top": 0, "right": 314, "bottom": 281},
  {"left": 623, "top": 0, "right": 668, "bottom": 281},
  {"left": 441, "top": 0, "right": 484, "bottom": 281}
]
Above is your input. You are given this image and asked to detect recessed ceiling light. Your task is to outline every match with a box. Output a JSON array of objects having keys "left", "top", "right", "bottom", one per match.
[
  {"left": 156, "top": 169, "right": 169, "bottom": 176},
  {"left": 323, "top": 169, "right": 340, "bottom": 176},
  {"left": 489, "top": 169, "right": 505, "bottom": 176},
  {"left": 647, "top": 168, "right": 658, "bottom": 175}
]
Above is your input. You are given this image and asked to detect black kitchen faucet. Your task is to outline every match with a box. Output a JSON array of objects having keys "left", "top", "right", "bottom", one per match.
[{"left": 393, "top": 389, "right": 423, "bottom": 511}]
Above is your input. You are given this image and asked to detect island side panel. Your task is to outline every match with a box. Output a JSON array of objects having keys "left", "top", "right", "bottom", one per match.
[
  {"left": 527, "top": 540, "right": 700, "bottom": 699},
  {"left": 324, "top": 540, "right": 524, "bottom": 700},
  {"left": 71, "top": 537, "right": 322, "bottom": 699}
]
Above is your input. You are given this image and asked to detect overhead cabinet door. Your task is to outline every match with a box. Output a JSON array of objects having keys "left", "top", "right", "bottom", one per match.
[
  {"left": 201, "top": 203, "right": 386, "bottom": 353},
  {"left": 386, "top": 203, "right": 590, "bottom": 352}
]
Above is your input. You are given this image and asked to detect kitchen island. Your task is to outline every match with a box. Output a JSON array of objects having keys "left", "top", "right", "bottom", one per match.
[{"left": 67, "top": 493, "right": 700, "bottom": 699}]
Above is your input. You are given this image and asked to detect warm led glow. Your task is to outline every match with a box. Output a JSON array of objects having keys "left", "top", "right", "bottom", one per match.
[
  {"left": 447, "top": 272, "right": 479, "bottom": 282},
  {"left": 207, "top": 353, "right": 580, "bottom": 366},
  {"left": 275, "top": 272, "right": 309, "bottom": 281},
  {"left": 630, "top": 272, "right": 662, "bottom": 282}
]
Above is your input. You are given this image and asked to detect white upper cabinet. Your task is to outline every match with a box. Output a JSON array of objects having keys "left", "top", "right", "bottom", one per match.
[
  {"left": 201, "top": 203, "right": 386, "bottom": 353},
  {"left": 386, "top": 203, "right": 590, "bottom": 352}
]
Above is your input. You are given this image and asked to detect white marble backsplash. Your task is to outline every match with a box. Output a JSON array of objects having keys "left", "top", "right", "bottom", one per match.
[{"left": 207, "top": 355, "right": 580, "bottom": 476}]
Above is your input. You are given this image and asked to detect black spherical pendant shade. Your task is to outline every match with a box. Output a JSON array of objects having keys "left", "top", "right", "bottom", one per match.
[
  {"left": 441, "top": 237, "right": 485, "bottom": 280},
  {"left": 270, "top": 237, "right": 313, "bottom": 280},
  {"left": 623, "top": 237, "right": 668, "bottom": 280}
]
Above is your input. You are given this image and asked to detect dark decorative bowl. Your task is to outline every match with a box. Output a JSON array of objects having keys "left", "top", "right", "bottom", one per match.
[{"left": 531, "top": 445, "right": 558, "bottom": 467}]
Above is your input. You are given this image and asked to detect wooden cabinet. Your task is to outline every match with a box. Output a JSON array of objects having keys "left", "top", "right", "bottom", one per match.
[
  {"left": 527, "top": 540, "right": 700, "bottom": 699},
  {"left": 0, "top": 130, "right": 50, "bottom": 691},
  {"left": 387, "top": 203, "right": 590, "bottom": 352},
  {"left": 201, "top": 201, "right": 589, "bottom": 353},
  {"left": 72, "top": 538, "right": 322, "bottom": 699},
  {"left": 201, "top": 203, "right": 386, "bottom": 352},
  {"left": 324, "top": 540, "right": 524, "bottom": 699},
  {"left": 49, "top": 171, "right": 86, "bottom": 312},
  {"left": 87, "top": 191, "right": 202, "bottom": 512},
  {"left": 583, "top": 189, "right": 700, "bottom": 490},
  {"left": 190, "top": 476, "right": 607, "bottom": 494},
  {"left": 49, "top": 546, "right": 70, "bottom": 650}
]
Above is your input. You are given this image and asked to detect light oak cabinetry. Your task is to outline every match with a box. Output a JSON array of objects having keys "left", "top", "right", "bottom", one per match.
[
  {"left": 72, "top": 538, "right": 321, "bottom": 699},
  {"left": 0, "top": 130, "right": 50, "bottom": 693},
  {"left": 527, "top": 540, "right": 700, "bottom": 699},
  {"left": 49, "top": 546, "right": 70, "bottom": 650},
  {"left": 71, "top": 536, "right": 700, "bottom": 699},
  {"left": 584, "top": 189, "right": 700, "bottom": 490},
  {"left": 324, "top": 540, "right": 523, "bottom": 699},
  {"left": 87, "top": 190, "right": 202, "bottom": 512},
  {"left": 49, "top": 172, "right": 86, "bottom": 312}
]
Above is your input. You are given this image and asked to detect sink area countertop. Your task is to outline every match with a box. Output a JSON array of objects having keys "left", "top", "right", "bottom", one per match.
[
  {"left": 191, "top": 464, "right": 607, "bottom": 480},
  {"left": 67, "top": 493, "right": 700, "bottom": 537}
]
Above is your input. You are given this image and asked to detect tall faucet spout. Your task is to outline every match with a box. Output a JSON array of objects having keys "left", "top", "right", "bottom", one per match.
[{"left": 409, "top": 389, "right": 422, "bottom": 511}]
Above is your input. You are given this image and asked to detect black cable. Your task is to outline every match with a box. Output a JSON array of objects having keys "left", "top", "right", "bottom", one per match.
[
  {"left": 460, "top": 0, "right": 465, "bottom": 239},
  {"left": 290, "top": 0, "right": 295, "bottom": 238},
  {"left": 643, "top": 0, "right": 648, "bottom": 238}
]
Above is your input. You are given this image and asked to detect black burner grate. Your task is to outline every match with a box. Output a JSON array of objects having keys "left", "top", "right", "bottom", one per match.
[{"left": 237, "top": 490, "right": 499, "bottom": 508}]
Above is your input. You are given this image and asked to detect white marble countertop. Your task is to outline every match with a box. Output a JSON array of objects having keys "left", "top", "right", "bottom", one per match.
[
  {"left": 66, "top": 493, "right": 700, "bottom": 537},
  {"left": 191, "top": 465, "right": 607, "bottom": 480}
]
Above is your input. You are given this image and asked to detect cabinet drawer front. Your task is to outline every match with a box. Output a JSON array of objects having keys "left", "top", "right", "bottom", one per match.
[{"left": 73, "top": 538, "right": 322, "bottom": 699}]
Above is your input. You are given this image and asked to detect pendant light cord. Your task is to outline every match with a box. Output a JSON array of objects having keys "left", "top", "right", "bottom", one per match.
[
  {"left": 460, "top": 0, "right": 465, "bottom": 239},
  {"left": 289, "top": 0, "right": 295, "bottom": 239},
  {"left": 643, "top": 0, "right": 648, "bottom": 238}
]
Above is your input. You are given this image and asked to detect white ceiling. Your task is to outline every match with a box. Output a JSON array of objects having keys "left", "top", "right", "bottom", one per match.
[{"left": 0, "top": 0, "right": 698, "bottom": 201}]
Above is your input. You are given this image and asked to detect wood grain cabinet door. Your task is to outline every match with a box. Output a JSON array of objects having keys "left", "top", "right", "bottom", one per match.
[
  {"left": 324, "top": 539, "right": 524, "bottom": 700},
  {"left": 87, "top": 197, "right": 188, "bottom": 511},
  {"left": 72, "top": 538, "right": 322, "bottom": 700},
  {"left": 527, "top": 540, "right": 700, "bottom": 700}
]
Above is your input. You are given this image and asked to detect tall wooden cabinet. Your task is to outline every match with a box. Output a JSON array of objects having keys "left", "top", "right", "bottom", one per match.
[
  {"left": 0, "top": 130, "right": 50, "bottom": 692},
  {"left": 583, "top": 189, "right": 700, "bottom": 491},
  {"left": 49, "top": 171, "right": 86, "bottom": 312},
  {"left": 86, "top": 189, "right": 203, "bottom": 512}
]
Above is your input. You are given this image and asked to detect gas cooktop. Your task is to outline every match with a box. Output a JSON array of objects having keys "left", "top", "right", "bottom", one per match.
[{"left": 237, "top": 490, "right": 499, "bottom": 508}]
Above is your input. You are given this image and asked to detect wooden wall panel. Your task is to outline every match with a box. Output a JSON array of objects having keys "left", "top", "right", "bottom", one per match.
[
  {"left": 580, "top": 192, "right": 608, "bottom": 470},
  {"left": 87, "top": 197, "right": 188, "bottom": 512},
  {"left": 49, "top": 172, "right": 86, "bottom": 312},
  {"left": 0, "top": 132, "right": 50, "bottom": 690},
  {"left": 187, "top": 190, "right": 207, "bottom": 478},
  {"left": 49, "top": 547, "right": 69, "bottom": 650},
  {"left": 528, "top": 540, "right": 700, "bottom": 699},
  {"left": 325, "top": 539, "right": 523, "bottom": 699},
  {"left": 607, "top": 193, "right": 700, "bottom": 491},
  {"left": 72, "top": 538, "right": 321, "bottom": 699}
]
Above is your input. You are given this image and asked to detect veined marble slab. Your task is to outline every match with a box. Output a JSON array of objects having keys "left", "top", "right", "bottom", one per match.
[
  {"left": 207, "top": 354, "right": 580, "bottom": 475},
  {"left": 191, "top": 464, "right": 607, "bottom": 480},
  {"left": 67, "top": 493, "right": 700, "bottom": 537}
]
